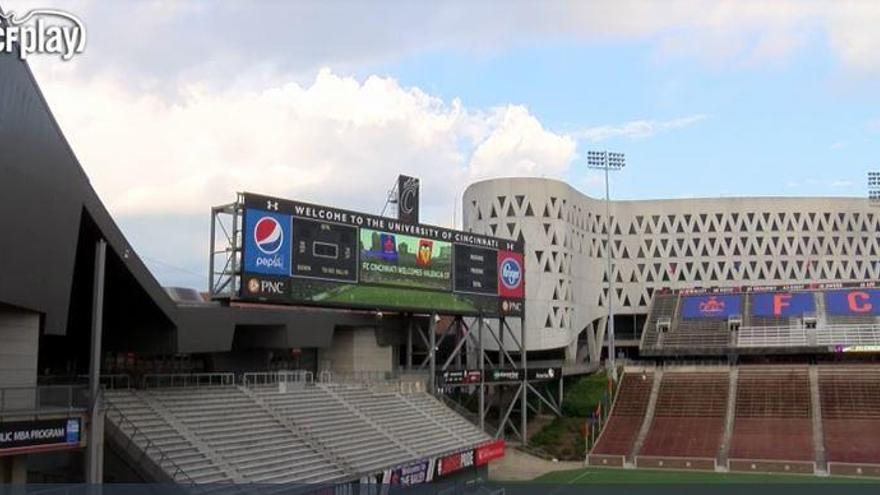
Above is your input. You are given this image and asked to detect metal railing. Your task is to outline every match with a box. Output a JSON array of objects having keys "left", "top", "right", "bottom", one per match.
[
  {"left": 241, "top": 370, "right": 314, "bottom": 387},
  {"left": 735, "top": 324, "right": 880, "bottom": 349},
  {"left": 319, "top": 370, "right": 398, "bottom": 384},
  {"left": 398, "top": 381, "right": 425, "bottom": 395},
  {"left": 102, "top": 396, "right": 197, "bottom": 486},
  {"left": 142, "top": 373, "right": 235, "bottom": 388},
  {"left": 0, "top": 385, "right": 89, "bottom": 415},
  {"left": 737, "top": 325, "right": 810, "bottom": 348},
  {"left": 36, "top": 374, "right": 131, "bottom": 389},
  {"left": 817, "top": 324, "right": 880, "bottom": 347}
]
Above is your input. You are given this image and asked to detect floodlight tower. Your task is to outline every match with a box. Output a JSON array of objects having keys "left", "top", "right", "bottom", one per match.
[
  {"left": 587, "top": 150, "right": 626, "bottom": 381},
  {"left": 869, "top": 171, "right": 880, "bottom": 207}
]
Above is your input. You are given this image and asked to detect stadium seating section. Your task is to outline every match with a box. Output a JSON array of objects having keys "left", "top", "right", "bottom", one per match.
[
  {"left": 639, "top": 372, "right": 728, "bottom": 459},
  {"left": 729, "top": 366, "right": 813, "bottom": 462},
  {"left": 105, "top": 382, "right": 491, "bottom": 485},
  {"left": 639, "top": 288, "right": 880, "bottom": 355},
  {"left": 591, "top": 364, "right": 880, "bottom": 474},
  {"left": 819, "top": 365, "right": 880, "bottom": 465},
  {"left": 590, "top": 372, "right": 653, "bottom": 458}
]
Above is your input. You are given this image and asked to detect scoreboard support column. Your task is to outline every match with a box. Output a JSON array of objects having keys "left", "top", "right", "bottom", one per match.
[
  {"left": 406, "top": 318, "right": 413, "bottom": 371},
  {"left": 520, "top": 316, "right": 527, "bottom": 446},
  {"left": 478, "top": 316, "right": 485, "bottom": 432},
  {"left": 429, "top": 313, "right": 437, "bottom": 394}
]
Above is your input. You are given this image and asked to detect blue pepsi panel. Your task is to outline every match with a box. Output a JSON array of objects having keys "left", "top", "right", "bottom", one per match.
[
  {"left": 751, "top": 292, "right": 815, "bottom": 317},
  {"left": 681, "top": 294, "right": 742, "bottom": 319},
  {"left": 825, "top": 289, "right": 880, "bottom": 316},
  {"left": 243, "top": 208, "right": 292, "bottom": 276}
]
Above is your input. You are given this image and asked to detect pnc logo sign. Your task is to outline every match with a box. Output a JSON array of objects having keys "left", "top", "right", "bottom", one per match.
[{"left": 247, "top": 278, "right": 285, "bottom": 296}]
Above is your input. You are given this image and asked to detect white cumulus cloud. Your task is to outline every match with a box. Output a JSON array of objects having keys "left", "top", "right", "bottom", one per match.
[{"left": 37, "top": 68, "right": 577, "bottom": 220}]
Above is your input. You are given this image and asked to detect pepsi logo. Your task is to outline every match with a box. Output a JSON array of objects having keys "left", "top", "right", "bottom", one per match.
[
  {"left": 500, "top": 258, "right": 522, "bottom": 289},
  {"left": 254, "top": 216, "right": 284, "bottom": 255}
]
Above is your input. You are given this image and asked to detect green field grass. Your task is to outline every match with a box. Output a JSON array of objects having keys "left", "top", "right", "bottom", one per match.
[
  {"left": 532, "top": 467, "right": 878, "bottom": 484},
  {"left": 319, "top": 284, "right": 480, "bottom": 312}
]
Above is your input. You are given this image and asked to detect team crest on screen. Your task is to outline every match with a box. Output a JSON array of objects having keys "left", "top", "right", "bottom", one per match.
[
  {"left": 254, "top": 217, "right": 284, "bottom": 255},
  {"left": 416, "top": 239, "right": 434, "bottom": 267}
]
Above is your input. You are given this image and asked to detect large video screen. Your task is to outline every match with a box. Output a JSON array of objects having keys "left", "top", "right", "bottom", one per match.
[
  {"left": 237, "top": 193, "right": 524, "bottom": 316},
  {"left": 359, "top": 229, "right": 452, "bottom": 291}
]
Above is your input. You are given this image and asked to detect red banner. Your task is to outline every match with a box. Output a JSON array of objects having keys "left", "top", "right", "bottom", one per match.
[
  {"left": 475, "top": 440, "right": 505, "bottom": 466},
  {"left": 436, "top": 449, "right": 475, "bottom": 477}
]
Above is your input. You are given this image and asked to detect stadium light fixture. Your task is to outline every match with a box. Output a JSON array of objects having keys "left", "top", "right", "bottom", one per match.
[
  {"left": 869, "top": 172, "right": 880, "bottom": 207},
  {"left": 587, "top": 151, "right": 626, "bottom": 381}
]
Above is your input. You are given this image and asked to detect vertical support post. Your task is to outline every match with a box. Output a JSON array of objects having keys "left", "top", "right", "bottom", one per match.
[
  {"left": 429, "top": 313, "right": 437, "bottom": 395},
  {"left": 478, "top": 316, "right": 485, "bottom": 432},
  {"left": 406, "top": 317, "right": 413, "bottom": 371},
  {"left": 605, "top": 165, "right": 616, "bottom": 381},
  {"left": 87, "top": 240, "right": 106, "bottom": 485},
  {"left": 231, "top": 201, "right": 241, "bottom": 293},
  {"left": 520, "top": 316, "right": 528, "bottom": 446},
  {"left": 209, "top": 207, "right": 216, "bottom": 295},
  {"left": 559, "top": 374, "right": 564, "bottom": 410},
  {"left": 455, "top": 317, "right": 463, "bottom": 369}
]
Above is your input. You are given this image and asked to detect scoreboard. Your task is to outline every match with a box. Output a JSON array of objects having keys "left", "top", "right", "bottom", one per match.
[
  {"left": 454, "top": 245, "right": 498, "bottom": 295},
  {"left": 291, "top": 218, "right": 358, "bottom": 282},
  {"left": 238, "top": 193, "right": 525, "bottom": 316}
]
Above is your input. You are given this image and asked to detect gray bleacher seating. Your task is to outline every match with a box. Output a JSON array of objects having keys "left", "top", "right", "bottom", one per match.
[
  {"left": 149, "top": 386, "right": 347, "bottom": 484},
  {"left": 103, "top": 390, "right": 234, "bottom": 484},
  {"left": 105, "top": 382, "right": 491, "bottom": 485}
]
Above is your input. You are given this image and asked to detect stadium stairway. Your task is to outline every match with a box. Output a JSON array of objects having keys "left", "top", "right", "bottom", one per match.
[
  {"left": 630, "top": 369, "right": 662, "bottom": 464},
  {"left": 717, "top": 367, "right": 738, "bottom": 468},
  {"left": 809, "top": 366, "right": 827, "bottom": 471}
]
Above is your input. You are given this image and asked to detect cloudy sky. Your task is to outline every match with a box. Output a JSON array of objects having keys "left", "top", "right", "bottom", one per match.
[{"left": 6, "top": 0, "right": 880, "bottom": 288}]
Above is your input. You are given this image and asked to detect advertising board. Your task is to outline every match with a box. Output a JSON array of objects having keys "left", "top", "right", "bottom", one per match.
[{"left": 237, "top": 193, "right": 524, "bottom": 316}]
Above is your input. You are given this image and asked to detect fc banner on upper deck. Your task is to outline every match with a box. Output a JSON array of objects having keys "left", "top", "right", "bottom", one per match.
[
  {"left": 825, "top": 289, "right": 880, "bottom": 316},
  {"left": 681, "top": 294, "right": 742, "bottom": 319},
  {"left": 751, "top": 292, "right": 816, "bottom": 317}
]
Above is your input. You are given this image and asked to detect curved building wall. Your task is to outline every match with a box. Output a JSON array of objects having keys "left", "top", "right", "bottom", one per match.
[{"left": 462, "top": 177, "right": 879, "bottom": 358}]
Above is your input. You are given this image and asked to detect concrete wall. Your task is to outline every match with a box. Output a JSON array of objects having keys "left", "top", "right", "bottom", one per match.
[
  {"left": 0, "top": 306, "right": 39, "bottom": 388},
  {"left": 319, "top": 327, "right": 392, "bottom": 373},
  {"left": 463, "top": 177, "right": 880, "bottom": 357}
]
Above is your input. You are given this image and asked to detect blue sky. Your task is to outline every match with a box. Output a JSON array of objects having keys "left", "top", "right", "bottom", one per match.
[
  {"left": 9, "top": 0, "right": 880, "bottom": 288},
  {"left": 373, "top": 39, "right": 879, "bottom": 200}
]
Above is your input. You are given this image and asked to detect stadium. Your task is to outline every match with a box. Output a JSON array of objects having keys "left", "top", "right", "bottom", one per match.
[{"left": 3, "top": 6, "right": 880, "bottom": 494}]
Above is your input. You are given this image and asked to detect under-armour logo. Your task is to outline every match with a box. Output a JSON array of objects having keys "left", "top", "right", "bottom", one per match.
[{"left": 266, "top": 200, "right": 279, "bottom": 211}]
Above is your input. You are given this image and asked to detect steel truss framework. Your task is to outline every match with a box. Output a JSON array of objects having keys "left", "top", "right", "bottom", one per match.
[
  {"left": 209, "top": 197, "right": 559, "bottom": 444},
  {"left": 405, "top": 313, "right": 563, "bottom": 445},
  {"left": 209, "top": 195, "right": 243, "bottom": 299}
]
